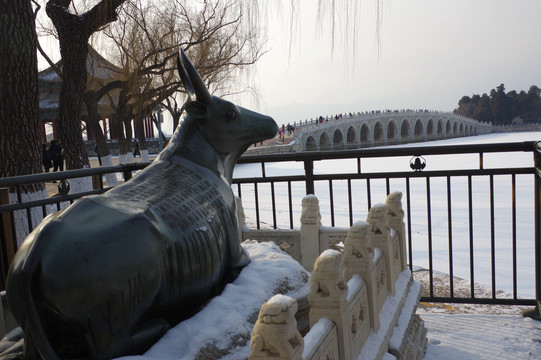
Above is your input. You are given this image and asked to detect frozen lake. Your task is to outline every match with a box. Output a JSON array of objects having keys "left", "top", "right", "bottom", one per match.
[{"left": 233, "top": 131, "right": 541, "bottom": 299}]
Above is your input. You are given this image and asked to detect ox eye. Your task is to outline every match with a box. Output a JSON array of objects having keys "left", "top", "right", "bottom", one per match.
[{"left": 226, "top": 109, "right": 237, "bottom": 121}]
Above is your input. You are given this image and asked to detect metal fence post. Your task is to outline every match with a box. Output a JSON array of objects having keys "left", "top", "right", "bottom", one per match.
[
  {"left": 123, "top": 169, "right": 132, "bottom": 182},
  {"left": 535, "top": 142, "right": 541, "bottom": 317},
  {"left": 304, "top": 160, "right": 314, "bottom": 195},
  {"left": 524, "top": 141, "right": 541, "bottom": 319},
  {"left": 0, "top": 188, "right": 13, "bottom": 290}
]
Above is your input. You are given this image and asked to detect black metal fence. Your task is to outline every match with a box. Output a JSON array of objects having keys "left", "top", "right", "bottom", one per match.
[
  {"left": 233, "top": 141, "right": 540, "bottom": 307},
  {"left": 0, "top": 162, "right": 149, "bottom": 289},
  {"left": 0, "top": 141, "right": 540, "bottom": 309}
]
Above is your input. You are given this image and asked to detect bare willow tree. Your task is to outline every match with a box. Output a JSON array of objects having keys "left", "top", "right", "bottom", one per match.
[
  {"left": 93, "top": 0, "right": 266, "bottom": 161},
  {"left": 4, "top": 0, "right": 376, "bottom": 174}
]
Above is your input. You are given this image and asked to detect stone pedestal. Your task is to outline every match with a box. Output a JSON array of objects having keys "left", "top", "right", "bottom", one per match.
[
  {"left": 386, "top": 191, "right": 407, "bottom": 272},
  {"left": 308, "top": 250, "right": 350, "bottom": 360},
  {"left": 300, "top": 195, "right": 323, "bottom": 272}
]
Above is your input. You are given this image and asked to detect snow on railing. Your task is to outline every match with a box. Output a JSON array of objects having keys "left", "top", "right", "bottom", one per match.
[{"left": 244, "top": 192, "right": 427, "bottom": 360}]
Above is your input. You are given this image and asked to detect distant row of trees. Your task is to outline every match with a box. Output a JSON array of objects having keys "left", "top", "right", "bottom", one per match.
[{"left": 454, "top": 84, "right": 541, "bottom": 125}]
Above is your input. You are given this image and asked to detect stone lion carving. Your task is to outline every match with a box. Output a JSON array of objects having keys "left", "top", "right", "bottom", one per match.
[
  {"left": 310, "top": 249, "right": 348, "bottom": 297},
  {"left": 300, "top": 194, "right": 321, "bottom": 225},
  {"left": 250, "top": 295, "right": 304, "bottom": 358},
  {"left": 366, "top": 203, "right": 390, "bottom": 238},
  {"left": 344, "top": 220, "right": 371, "bottom": 259},
  {"left": 385, "top": 191, "right": 404, "bottom": 224}
]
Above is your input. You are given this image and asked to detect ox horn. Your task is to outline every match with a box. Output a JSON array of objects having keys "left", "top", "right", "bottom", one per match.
[
  {"left": 177, "top": 50, "right": 195, "bottom": 102},
  {"left": 178, "top": 48, "right": 212, "bottom": 104}
]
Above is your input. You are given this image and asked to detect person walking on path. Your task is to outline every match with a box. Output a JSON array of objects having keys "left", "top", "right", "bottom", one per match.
[
  {"left": 48, "top": 140, "right": 64, "bottom": 181},
  {"left": 42, "top": 144, "right": 52, "bottom": 172},
  {"left": 133, "top": 141, "right": 140, "bottom": 158}
]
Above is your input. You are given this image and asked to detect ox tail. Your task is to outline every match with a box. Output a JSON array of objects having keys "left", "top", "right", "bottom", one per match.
[{"left": 10, "top": 236, "right": 62, "bottom": 360}]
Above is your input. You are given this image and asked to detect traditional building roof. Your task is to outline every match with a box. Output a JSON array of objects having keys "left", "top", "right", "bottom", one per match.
[{"left": 39, "top": 46, "right": 125, "bottom": 119}]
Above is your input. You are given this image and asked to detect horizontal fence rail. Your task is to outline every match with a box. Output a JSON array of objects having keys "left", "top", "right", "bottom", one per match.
[
  {"left": 0, "top": 162, "right": 149, "bottom": 289},
  {"left": 0, "top": 141, "right": 539, "bottom": 308}
]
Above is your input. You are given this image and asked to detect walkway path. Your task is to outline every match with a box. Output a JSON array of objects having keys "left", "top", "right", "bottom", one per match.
[{"left": 422, "top": 313, "right": 541, "bottom": 359}]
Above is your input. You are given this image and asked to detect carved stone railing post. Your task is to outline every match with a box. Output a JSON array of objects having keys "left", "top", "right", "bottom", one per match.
[
  {"left": 347, "top": 221, "right": 380, "bottom": 333},
  {"left": 367, "top": 204, "right": 396, "bottom": 296},
  {"left": 300, "top": 195, "right": 323, "bottom": 271},
  {"left": 386, "top": 191, "right": 407, "bottom": 271},
  {"left": 308, "top": 250, "right": 351, "bottom": 360},
  {"left": 343, "top": 221, "right": 371, "bottom": 283},
  {"left": 249, "top": 295, "right": 304, "bottom": 360}
]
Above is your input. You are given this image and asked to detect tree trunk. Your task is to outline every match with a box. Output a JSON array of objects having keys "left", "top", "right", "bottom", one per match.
[
  {"left": 134, "top": 112, "right": 148, "bottom": 150},
  {"left": 0, "top": 0, "right": 52, "bottom": 254},
  {"left": 134, "top": 112, "right": 151, "bottom": 162},
  {"left": 46, "top": 2, "right": 89, "bottom": 169},
  {"left": 56, "top": 39, "right": 90, "bottom": 169},
  {"left": 83, "top": 94, "right": 118, "bottom": 185},
  {"left": 114, "top": 90, "right": 133, "bottom": 163},
  {"left": 84, "top": 93, "right": 110, "bottom": 158},
  {"left": 46, "top": 0, "right": 125, "bottom": 169},
  {"left": 123, "top": 115, "right": 133, "bottom": 143},
  {"left": 0, "top": 0, "right": 42, "bottom": 182}
]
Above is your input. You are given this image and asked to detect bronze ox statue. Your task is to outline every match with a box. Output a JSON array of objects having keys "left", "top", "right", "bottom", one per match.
[{"left": 6, "top": 49, "right": 278, "bottom": 359}]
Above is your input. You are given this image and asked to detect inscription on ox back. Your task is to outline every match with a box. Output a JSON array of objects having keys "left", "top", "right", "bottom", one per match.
[{"left": 117, "top": 163, "right": 227, "bottom": 231}]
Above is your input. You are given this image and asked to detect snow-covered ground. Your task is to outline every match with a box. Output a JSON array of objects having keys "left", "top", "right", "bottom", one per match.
[
  {"left": 414, "top": 268, "right": 541, "bottom": 359},
  {"left": 110, "top": 241, "right": 541, "bottom": 360},
  {"left": 421, "top": 312, "right": 541, "bottom": 359}
]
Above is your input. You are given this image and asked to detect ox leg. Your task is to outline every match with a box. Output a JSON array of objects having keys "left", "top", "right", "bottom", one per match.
[
  {"left": 85, "top": 318, "right": 169, "bottom": 359},
  {"left": 130, "top": 319, "right": 170, "bottom": 354}
]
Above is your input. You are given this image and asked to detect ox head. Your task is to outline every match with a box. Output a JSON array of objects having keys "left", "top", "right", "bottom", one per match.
[{"left": 176, "top": 49, "right": 278, "bottom": 156}]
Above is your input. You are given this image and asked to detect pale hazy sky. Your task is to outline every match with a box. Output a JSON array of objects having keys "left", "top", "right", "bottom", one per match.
[
  {"left": 37, "top": 0, "right": 541, "bottom": 129},
  {"left": 236, "top": 0, "right": 541, "bottom": 126}
]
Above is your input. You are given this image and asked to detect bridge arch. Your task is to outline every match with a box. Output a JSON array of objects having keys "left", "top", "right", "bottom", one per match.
[
  {"left": 400, "top": 120, "right": 410, "bottom": 141},
  {"left": 414, "top": 119, "right": 424, "bottom": 141},
  {"left": 374, "top": 121, "right": 384, "bottom": 143},
  {"left": 387, "top": 120, "right": 398, "bottom": 143},
  {"left": 333, "top": 129, "right": 344, "bottom": 150},
  {"left": 437, "top": 119, "right": 444, "bottom": 137},
  {"left": 346, "top": 126, "right": 357, "bottom": 148},
  {"left": 306, "top": 136, "right": 316, "bottom": 150},
  {"left": 320, "top": 132, "right": 330, "bottom": 150},
  {"left": 453, "top": 122, "right": 458, "bottom": 136},
  {"left": 427, "top": 119, "right": 434, "bottom": 139},
  {"left": 360, "top": 124, "right": 370, "bottom": 147},
  {"left": 445, "top": 120, "right": 451, "bottom": 136}
]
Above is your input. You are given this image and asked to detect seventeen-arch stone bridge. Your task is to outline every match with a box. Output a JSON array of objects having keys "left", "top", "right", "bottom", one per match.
[{"left": 295, "top": 110, "right": 492, "bottom": 151}]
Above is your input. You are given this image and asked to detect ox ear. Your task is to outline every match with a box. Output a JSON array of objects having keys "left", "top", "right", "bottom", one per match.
[{"left": 185, "top": 101, "right": 207, "bottom": 120}]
